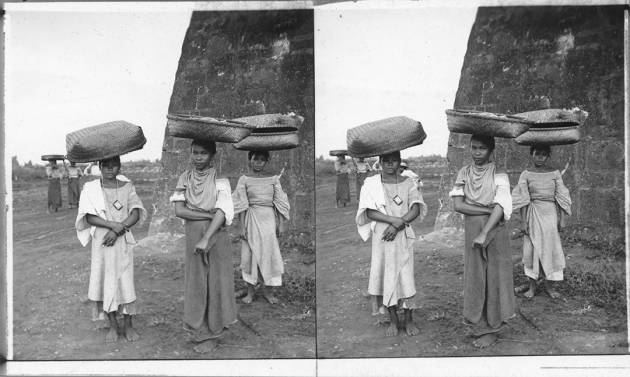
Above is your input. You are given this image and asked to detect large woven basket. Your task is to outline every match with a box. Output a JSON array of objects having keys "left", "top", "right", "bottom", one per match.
[
  {"left": 446, "top": 109, "right": 533, "bottom": 138},
  {"left": 66, "top": 121, "right": 146, "bottom": 163},
  {"left": 515, "top": 125, "right": 580, "bottom": 146},
  {"left": 232, "top": 113, "right": 303, "bottom": 130},
  {"left": 346, "top": 116, "right": 426, "bottom": 158},
  {"left": 329, "top": 149, "right": 348, "bottom": 157},
  {"left": 233, "top": 129, "right": 300, "bottom": 151},
  {"left": 515, "top": 109, "right": 581, "bottom": 127},
  {"left": 167, "top": 114, "right": 255, "bottom": 143},
  {"left": 41, "top": 154, "right": 66, "bottom": 161}
]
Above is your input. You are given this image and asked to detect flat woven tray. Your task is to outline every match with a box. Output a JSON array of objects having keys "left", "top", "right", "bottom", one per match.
[
  {"left": 446, "top": 109, "right": 533, "bottom": 138},
  {"left": 66, "top": 121, "right": 146, "bottom": 163},
  {"left": 232, "top": 113, "right": 303, "bottom": 130},
  {"left": 167, "top": 114, "right": 255, "bottom": 143},
  {"left": 233, "top": 130, "right": 300, "bottom": 151},
  {"left": 346, "top": 116, "right": 426, "bottom": 158},
  {"left": 514, "top": 109, "right": 581, "bottom": 127},
  {"left": 41, "top": 154, "right": 66, "bottom": 161},
  {"left": 515, "top": 125, "right": 580, "bottom": 146},
  {"left": 329, "top": 149, "right": 348, "bottom": 157}
]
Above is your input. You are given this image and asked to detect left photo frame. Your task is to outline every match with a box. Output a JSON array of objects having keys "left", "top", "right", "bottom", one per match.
[{"left": 4, "top": 3, "right": 315, "bottom": 370}]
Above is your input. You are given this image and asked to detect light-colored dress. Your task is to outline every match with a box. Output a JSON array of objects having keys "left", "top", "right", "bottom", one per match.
[
  {"left": 335, "top": 161, "right": 351, "bottom": 204},
  {"left": 76, "top": 180, "right": 146, "bottom": 320},
  {"left": 170, "top": 168, "right": 237, "bottom": 337},
  {"left": 232, "top": 175, "right": 290, "bottom": 286},
  {"left": 356, "top": 175, "right": 427, "bottom": 315},
  {"left": 511, "top": 170, "right": 572, "bottom": 281},
  {"left": 449, "top": 162, "right": 515, "bottom": 331}
]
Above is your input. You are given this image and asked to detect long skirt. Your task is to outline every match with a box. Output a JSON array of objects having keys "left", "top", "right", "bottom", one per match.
[
  {"left": 463, "top": 214, "right": 515, "bottom": 330},
  {"left": 68, "top": 177, "right": 81, "bottom": 205},
  {"left": 184, "top": 221, "right": 237, "bottom": 336},
  {"left": 48, "top": 179, "right": 62, "bottom": 208},
  {"left": 241, "top": 205, "right": 283, "bottom": 286},
  {"left": 356, "top": 172, "right": 368, "bottom": 200},
  {"left": 523, "top": 199, "right": 565, "bottom": 281},
  {"left": 336, "top": 173, "right": 350, "bottom": 204},
  {"left": 368, "top": 221, "right": 418, "bottom": 315}
]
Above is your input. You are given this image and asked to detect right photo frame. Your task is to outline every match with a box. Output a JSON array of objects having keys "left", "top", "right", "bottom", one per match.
[{"left": 315, "top": 3, "right": 628, "bottom": 365}]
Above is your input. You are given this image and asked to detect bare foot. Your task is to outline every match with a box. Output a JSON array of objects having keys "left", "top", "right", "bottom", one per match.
[
  {"left": 106, "top": 328, "right": 118, "bottom": 343},
  {"left": 514, "top": 284, "right": 529, "bottom": 294},
  {"left": 262, "top": 292, "right": 279, "bottom": 304},
  {"left": 262, "top": 286, "right": 278, "bottom": 304},
  {"left": 405, "top": 321, "right": 419, "bottom": 336},
  {"left": 125, "top": 326, "right": 140, "bottom": 342},
  {"left": 194, "top": 339, "right": 219, "bottom": 354},
  {"left": 466, "top": 322, "right": 505, "bottom": 338},
  {"left": 188, "top": 328, "right": 227, "bottom": 344},
  {"left": 546, "top": 286, "right": 560, "bottom": 299},
  {"left": 472, "top": 332, "right": 499, "bottom": 348},
  {"left": 242, "top": 294, "right": 254, "bottom": 304},
  {"left": 386, "top": 323, "right": 399, "bottom": 337},
  {"left": 524, "top": 288, "right": 535, "bottom": 299}
]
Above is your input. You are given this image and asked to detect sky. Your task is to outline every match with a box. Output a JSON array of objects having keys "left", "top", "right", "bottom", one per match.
[
  {"left": 314, "top": 6, "right": 477, "bottom": 159},
  {"left": 5, "top": 7, "right": 193, "bottom": 164}
]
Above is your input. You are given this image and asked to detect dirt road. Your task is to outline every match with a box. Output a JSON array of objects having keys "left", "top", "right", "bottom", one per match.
[
  {"left": 316, "top": 173, "right": 627, "bottom": 358},
  {"left": 12, "top": 178, "right": 315, "bottom": 360}
]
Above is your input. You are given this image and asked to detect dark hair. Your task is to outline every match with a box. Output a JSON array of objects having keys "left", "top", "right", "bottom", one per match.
[
  {"left": 99, "top": 155, "right": 121, "bottom": 168},
  {"left": 470, "top": 134, "right": 495, "bottom": 152},
  {"left": 379, "top": 151, "right": 401, "bottom": 162},
  {"left": 248, "top": 150, "right": 270, "bottom": 161},
  {"left": 530, "top": 145, "right": 551, "bottom": 155},
  {"left": 191, "top": 139, "right": 217, "bottom": 155}
]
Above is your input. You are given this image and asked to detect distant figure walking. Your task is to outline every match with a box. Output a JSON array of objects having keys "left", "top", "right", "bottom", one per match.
[
  {"left": 67, "top": 161, "right": 82, "bottom": 209},
  {"left": 354, "top": 157, "right": 372, "bottom": 201},
  {"left": 46, "top": 160, "right": 66, "bottom": 213},
  {"left": 335, "top": 156, "right": 351, "bottom": 208}
]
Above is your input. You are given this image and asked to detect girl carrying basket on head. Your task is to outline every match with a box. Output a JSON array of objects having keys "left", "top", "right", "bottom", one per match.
[
  {"left": 512, "top": 145, "right": 571, "bottom": 299},
  {"left": 450, "top": 134, "right": 515, "bottom": 349},
  {"left": 335, "top": 155, "right": 351, "bottom": 208},
  {"left": 171, "top": 139, "right": 237, "bottom": 354},
  {"left": 356, "top": 150, "right": 427, "bottom": 337},
  {"left": 232, "top": 150, "right": 290, "bottom": 304},
  {"left": 76, "top": 155, "right": 146, "bottom": 343}
]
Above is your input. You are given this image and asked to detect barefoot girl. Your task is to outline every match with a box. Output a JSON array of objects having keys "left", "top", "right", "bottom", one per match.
[
  {"left": 76, "top": 156, "right": 146, "bottom": 342},
  {"left": 232, "top": 151, "right": 290, "bottom": 304},
  {"left": 46, "top": 160, "right": 65, "bottom": 213},
  {"left": 171, "top": 140, "right": 237, "bottom": 354},
  {"left": 450, "top": 135, "right": 516, "bottom": 348},
  {"left": 67, "top": 161, "right": 83, "bottom": 209},
  {"left": 335, "top": 155, "right": 351, "bottom": 207},
  {"left": 512, "top": 145, "right": 571, "bottom": 299},
  {"left": 356, "top": 151, "right": 427, "bottom": 337}
]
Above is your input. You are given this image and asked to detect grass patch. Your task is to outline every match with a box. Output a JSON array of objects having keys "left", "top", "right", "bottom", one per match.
[{"left": 279, "top": 273, "right": 315, "bottom": 310}]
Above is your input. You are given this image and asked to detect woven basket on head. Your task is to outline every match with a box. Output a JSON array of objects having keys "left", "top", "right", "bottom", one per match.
[
  {"left": 446, "top": 109, "right": 533, "bottom": 138},
  {"left": 515, "top": 109, "right": 581, "bottom": 128},
  {"left": 232, "top": 113, "right": 303, "bottom": 131},
  {"left": 66, "top": 121, "right": 146, "bottom": 163},
  {"left": 329, "top": 149, "right": 348, "bottom": 157},
  {"left": 346, "top": 116, "right": 426, "bottom": 158},
  {"left": 233, "top": 129, "right": 300, "bottom": 151},
  {"left": 515, "top": 126, "right": 580, "bottom": 146},
  {"left": 41, "top": 154, "right": 66, "bottom": 161},
  {"left": 167, "top": 114, "right": 255, "bottom": 143}
]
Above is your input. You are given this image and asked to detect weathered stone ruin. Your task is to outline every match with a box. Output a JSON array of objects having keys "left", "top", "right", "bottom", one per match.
[
  {"left": 149, "top": 10, "right": 314, "bottom": 247},
  {"left": 434, "top": 6, "right": 625, "bottom": 244}
]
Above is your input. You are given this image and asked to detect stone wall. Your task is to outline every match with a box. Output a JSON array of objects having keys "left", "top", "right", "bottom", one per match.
[
  {"left": 434, "top": 6, "right": 625, "bottom": 242},
  {"left": 149, "top": 10, "right": 314, "bottom": 245}
]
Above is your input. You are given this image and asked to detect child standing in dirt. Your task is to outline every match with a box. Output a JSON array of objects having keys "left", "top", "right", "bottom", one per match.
[
  {"left": 356, "top": 151, "right": 427, "bottom": 337},
  {"left": 512, "top": 145, "right": 571, "bottom": 299},
  {"left": 75, "top": 156, "right": 146, "bottom": 343},
  {"left": 232, "top": 150, "right": 290, "bottom": 305},
  {"left": 171, "top": 140, "right": 237, "bottom": 354}
]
